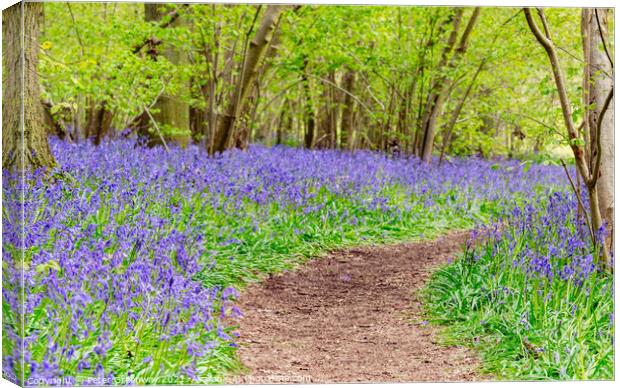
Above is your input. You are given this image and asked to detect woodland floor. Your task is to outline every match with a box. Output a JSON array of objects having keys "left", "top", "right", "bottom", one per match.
[{"left": 226, "top": 230, "right": 484, "bottom": 383}]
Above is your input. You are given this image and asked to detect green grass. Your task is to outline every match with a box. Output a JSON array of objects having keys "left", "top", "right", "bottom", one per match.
[
  {"left": 422, "top": 197, "right": 614, "bottom": 380},
  {"left": 191, "top": 184, "right": 494, "bottom": 290}
]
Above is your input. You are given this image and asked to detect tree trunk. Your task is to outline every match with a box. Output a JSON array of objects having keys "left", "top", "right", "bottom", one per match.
[
  {"left": 276, "top": 97, "right": 290, "bottom": 146},
  {"left": 420, "top": 7, "right": 480, "bottom": 163},
  {"left": 189, "top": 76, "right": 209, "bottom": 144},
  {"left": 340, "top": 67, "right": 356, "bottom": 150},
  {"left": 85, "top": 100, "right": 113, "bottom": 145},
  {"left": 439, "top": 58, "right": 485, "bottom": 164},
  {"left": 2, "top": 2, "right": 56, "bottom": 171},
  {"left": 92, "top": 102, "right": 113, "bottom": 146},
  {"left": 145, "top": 4, "right": 190, "bottom": 147},
  {"left": 41, "top": 100, "right": 70, "bottom": 141},
  {"left": 212, "top": 5, "right": 283, "bottom": 154},
  {"left": 301, "top": 59, "right": 315, "bottom": 149},
  {"left": 189, "top": 104, "right": 207, "bottom": 144},
  {"left": 582, "top": 8, "right": 614, "bottom": 252},
  {"left": 397, "top": 77, "right": 416, "bottom": 155},
  {"left": 524, "top": 8, "right": 611, "bottom": 268},
  {"left": 316, "top": 71, "right": 338, "bottom": 149}
]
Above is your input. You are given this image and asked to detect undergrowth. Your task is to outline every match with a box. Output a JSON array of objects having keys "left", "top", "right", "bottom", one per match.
[{"left": 423, "top": 192, "right": 614, "bottom": 380}]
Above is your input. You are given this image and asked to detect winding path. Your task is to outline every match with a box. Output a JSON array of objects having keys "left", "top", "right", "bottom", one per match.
[{"left": 228, "top": 231, "right": 481, "bottom": 383}]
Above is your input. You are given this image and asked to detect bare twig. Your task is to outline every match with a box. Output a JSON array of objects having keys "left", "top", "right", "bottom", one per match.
[
  {"left": 555, "top": 45, "right": 613, "bottom": 79},
  {"left": 66, "top": 3, "right": 85, "bottom": 56},
  {"left": 560, "top": 159, "right": 594, "bottom": 243},
  {"left": 132, "top": 5, "right": 188, "bottom": 54},
  {"left": 123, "top": 82, "right": 169, "bottom": 130},
  {"left": 510, "top": 112, "right": 566, "bottom": 138},
  {"left": 594, "top": 9, "right": 614, "bottom": 69},
  {"left": 590, "top": 86, "right": 614, "bottom": 187},
  {"left": 305, "top": 73, "right": 374, "bottom": 115},
  {"left": 257, "top": 79, "right": 303, "bottom": 115},
  {"left": 142, "top": 105, "right": 170, "bottom": 153},
  {"left": 524, "top": 8, "right": 591, "bottom": 184}
]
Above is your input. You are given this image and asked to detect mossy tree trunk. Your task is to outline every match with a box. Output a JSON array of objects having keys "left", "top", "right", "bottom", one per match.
[{"left": 2, "top": 2, "right": 55, "bottom": 172}]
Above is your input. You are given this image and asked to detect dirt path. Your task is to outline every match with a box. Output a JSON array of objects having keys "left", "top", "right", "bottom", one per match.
[{"left": 227, "top": 231, "right": 481, "bottom": 383}]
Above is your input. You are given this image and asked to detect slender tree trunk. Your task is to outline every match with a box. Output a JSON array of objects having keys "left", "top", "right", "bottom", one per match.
[
  {"left": 239, "top": 20, "right": 282, "bottom": 149},
  {"left": 189, "top": 100, "right": 207, "bottom": 144},
  {"left": 420, "top": 7, "right": 480, "bottom": 163},
  {"left": 316, "top": 71, "right": 337, "bottom": 149},
  {"left": 85, "top": 100, "right": 113, "bottom": 145},
  {"left": 315, "top": 83, "right": 330, "bottom": 149},
  {"left": 414, "top": 8, "right": 459, "bottom": 157},
  {"left": 582, "top": 8, "right": 614, "bottom": 251},
  {"left": 41, "top": 100, "right": 70, "bottom": 141},
  {"left": 144, "top": 3, "right": 190, "bottom": 148},
  {"left": 2, "top": 2, "right": 56, "bottom": 171},
  {"left": 205, "top": 9, "right": 220, "bottom": 151},
  {"left": 525, "top": 8, "right": 611, "bottom": 268},
  {"left": 383, "top": 85, "right": 397, "bottom": 152},
  {"left": 340, "top": 67, "right": 356, "bottom": 150},
  {"left": 301, "top": 59, "right": 315, "bottom": 149},
  {"left": 439, "top": 58, "right": 485, "bottom": 165},
  {"left": 276, "top": 97, "right": 289, "bottom": 145},
  {"left": 397, "top": 76, "right": 415, "bottom": 155},
  {"left": 92, "top": 102, "right": 113, "bottom": 146},
  {"left": 212, "top": 5, "right": 283, "bottom": 154}
]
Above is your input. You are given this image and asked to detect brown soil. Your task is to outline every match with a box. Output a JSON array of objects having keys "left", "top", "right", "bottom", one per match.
[{"left": 227, "top": 230, "right": 481, "bottom": 384}]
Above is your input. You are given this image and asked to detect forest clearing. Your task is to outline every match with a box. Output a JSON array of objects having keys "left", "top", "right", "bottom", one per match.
[{"left": 1, "top": 1, "right": 615, "bottom": 385}]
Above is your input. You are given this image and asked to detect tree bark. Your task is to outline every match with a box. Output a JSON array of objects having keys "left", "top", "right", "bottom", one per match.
[
  {"left": 417, "top": 9, "right": 463, "bottom": 157},
  {"left": 316, "top": 71, "right": 338, "bottom": 149},
  {"left": 301, "top": 58, "right": 315, "bottom": 149},
  {"left": 2, "top": 2, "right": 56, "bottom": 171},
  {"left": 524, "top": 8, "right": 611, "bottom": 268},
  {"left": 420, "top": 7, "right": 480, "bottom": 163},
  {"left": 85, "top": 101, "right": 113, "bottom": 145},
  {"left": 439, "top": 58, "right": 485, "bottom": 165},
  {"left": 582, "top": 8, "right": 614, "bottom": 252},
  {"left": 211, "top": 5, "right": 283, "bottom": 154},
  {"left": 340, "top": 67, "right": 356, "bottom": 150},
  {"left": 41, "top": 100, "right": 70, "bottom": 141},
  {"left": 144, "top": 3, "right": 190, "bottom": 148}
]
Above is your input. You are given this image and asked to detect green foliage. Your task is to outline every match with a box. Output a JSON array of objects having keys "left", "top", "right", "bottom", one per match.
[
  {"left": 423, "top": 199, "right": 614, "bottom": 380},
  {"left": 38, "top": 4, "right": 599, "bottom": 156},
  {"left": 40, "top": 3, "right": 191, "bottom": 130},
  {"left": 194, "top": 184, "right": 486, "bottom": 289}
]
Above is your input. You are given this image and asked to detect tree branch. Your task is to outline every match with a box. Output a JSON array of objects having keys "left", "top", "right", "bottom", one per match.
[
  {"left": 560, "top": 159, "right": 595, "bottom": 243},
  {"left": 305, "top": 73, "right": 374, "bottom": 115},
  {"left": 132, "top": 5, "right": 188, "bottom": 54},
  {"left": 142, "top": 104, "right": 170, "bottom": 153},
  {"left": 523, "top": 8, "right": 590, "bottom": 182},
  {"left": 590, "top": 86, "right": 614, "bottom": 187},
  {"left": 594, "top": 9, "right": 614, "bottom": 69}
]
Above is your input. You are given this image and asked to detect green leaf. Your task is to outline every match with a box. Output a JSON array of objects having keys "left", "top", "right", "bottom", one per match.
[{"left": 35, "top": 260, "right": 61, "bottom": 274}]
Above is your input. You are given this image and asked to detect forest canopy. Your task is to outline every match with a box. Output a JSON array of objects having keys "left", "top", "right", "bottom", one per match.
[{"left": 36, "top": 3, "right": 607, "bottom": 159}]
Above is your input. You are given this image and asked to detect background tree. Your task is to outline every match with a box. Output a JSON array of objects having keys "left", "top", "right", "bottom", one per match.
[
  {"left": 143, "top": 3, "right": 190, "bottom": 147},
  {"left": 2, "top": 2, "right": 55, "bottom": 171},
  {"left": 31, "top": 3, "right": 610, "bottom": 166},
  {"left": 418, "top": 7, "right": 481, "bottom": 163},
  {"left": 211, "top": 5, "right": 284, "bottom": 154}
]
